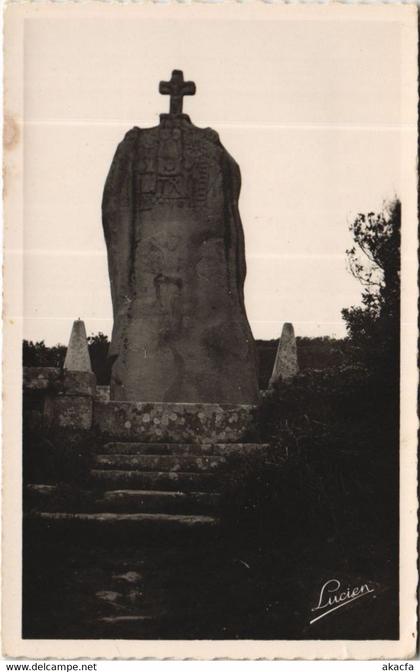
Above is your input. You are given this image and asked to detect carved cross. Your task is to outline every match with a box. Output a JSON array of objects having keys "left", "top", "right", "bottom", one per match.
[{"left": 159, "top": 70, "right": 196, "bottom": 115}]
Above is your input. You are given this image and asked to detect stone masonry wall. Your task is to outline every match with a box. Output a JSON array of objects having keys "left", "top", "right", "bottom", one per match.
[
  {"left": 23, "top": 367, "right": 96, "bottom": 431},
  {"left": 23, "top": 368, "right": 257, "bottom": 442}
]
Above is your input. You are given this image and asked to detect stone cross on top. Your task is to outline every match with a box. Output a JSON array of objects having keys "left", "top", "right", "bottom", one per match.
[{"left": 159, "top": 70, "right": 196, "bottom": 115}]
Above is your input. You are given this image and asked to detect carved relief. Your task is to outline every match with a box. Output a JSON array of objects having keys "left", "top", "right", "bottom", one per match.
[{"left": 135, "top": 119, "right": 220, "bottom": 212}]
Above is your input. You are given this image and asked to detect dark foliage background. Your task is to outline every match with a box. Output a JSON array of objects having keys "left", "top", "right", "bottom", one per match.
[
  {"left": 217, "top": 199, "right": 400, "bottom": 636},
  {"left": 24, "top": 334, "right": 353, "bottom": 389},
  {"left": 256, "top": 336, "right": 354, "bottom": 388},
  {"left": 23, "top": 333, "right": 111, "bottom": 385}
]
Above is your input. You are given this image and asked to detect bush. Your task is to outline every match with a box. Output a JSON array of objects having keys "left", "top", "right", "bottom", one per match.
[
  {"left": 219, "top": 364, "right": 399, "bottom": 569},
  {"left": 22, "top": 424, "right": 98, "bottom": 487},
  {"left": 255, "top": 336, "right": 353, "bottom": 389}
]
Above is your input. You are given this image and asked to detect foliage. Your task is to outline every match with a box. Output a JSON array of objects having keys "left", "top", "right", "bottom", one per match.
[
  {"left": 87, "top": 332, "right": 111, "bottom": 385},
  {"left": 342, "top": 199, "right": 400, "bottom": 369},
  {"left": 24, "top": 333, "right": 358, "bottom": 390},
  {"left": 256, "top": 336, "right": 352, "bottom": 389},
  {"left": 220, "top": 365, "right": 399, "bottom": 574},
  {"left": 22, "top": 424, "right": 96, "bottom": 487},
  {"left": 220, "top": 197, "right": 400, "bottom": 584},
  {"left": 24, "top": 334, "right": 354, "bottom": 390},
  {"left": 22, "top": 340, "right": 66, "bottom": 368},
  {"left": 23, "top": 333, "right": 111, "bottom": 385}
]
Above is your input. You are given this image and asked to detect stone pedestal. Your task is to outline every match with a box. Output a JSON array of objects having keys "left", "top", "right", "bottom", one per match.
[
  {"left": 93, "top": 400, "right": 255, "bottom": 443},
  {"left": 47, "top": 371, "right": 96, "bottom": 430},
  {"left": 45, "top": 319, "right": 96, "bottom": 429},
  {"left": 23, "top": 367, "right": 61, "bottom": 430},
  {"left": 23, "top": 367, "right": 96, "bottom": 431}
]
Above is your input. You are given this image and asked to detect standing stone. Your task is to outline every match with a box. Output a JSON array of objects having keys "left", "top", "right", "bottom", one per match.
[
  {"left": 102, "top": 70, "right": 259, "bottom": 404},
  {"left": 269, "top": 323, "right": 298, "bottom": 385},
  {"left": 64, "top": 320, "right": 92, "bottom": 372}
]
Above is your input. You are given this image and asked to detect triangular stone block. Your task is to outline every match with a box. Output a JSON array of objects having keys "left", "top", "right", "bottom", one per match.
[
  {"left": 64, "top": 320, "right": 92, "bottom": 372},
  {"left": 269, "top": 322, "right": 298, "bottom": 385}
]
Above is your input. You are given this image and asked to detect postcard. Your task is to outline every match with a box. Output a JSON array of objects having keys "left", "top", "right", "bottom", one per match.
[{"left": 3, "top": 1, "right": 418, "bottom": 659}]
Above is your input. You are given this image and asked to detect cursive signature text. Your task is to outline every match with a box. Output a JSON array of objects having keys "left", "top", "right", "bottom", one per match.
[{"left": 310, "top": 578, "right": 375, "bottom": 624}]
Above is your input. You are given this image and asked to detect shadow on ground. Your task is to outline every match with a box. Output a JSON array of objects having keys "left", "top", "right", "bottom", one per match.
[{"left": 23, "top": 521, "right": 398, "bottom": 640}]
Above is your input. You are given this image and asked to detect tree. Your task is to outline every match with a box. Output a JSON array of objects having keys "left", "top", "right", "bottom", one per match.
[
  {"left": 342, "top": 199, "right": 400, "bottom": 369},
  {"left": 87, "top": 332, "right": 110, "bottom": 385},
  {"left": 22, "top": 340, "right": 66, "bottom": 368},
  {"left": 22, "top": 333, "right": 111, "bottom": 384}
]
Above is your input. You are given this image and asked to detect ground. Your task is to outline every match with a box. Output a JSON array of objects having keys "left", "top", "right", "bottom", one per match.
[{"left": 23, "top": 519, "right": 398, "bottom": 640}]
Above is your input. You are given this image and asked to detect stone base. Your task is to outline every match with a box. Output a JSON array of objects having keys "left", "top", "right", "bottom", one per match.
[
  {"left": 96, "top": 385, "right": 111, "bottom": 402},
  {"left": 58, "top": 371, "right": 96, "bottom": 397},
  {"left": 23, "top": 367, "right": 61, "bottom": 390},
  {"left": 23, "top": 367, "right": 96, "bottom": 431},
  {"left": 23, "top": 367, "right": 96, "bottom": 396},
  {"left": 48, "top": 396, "right": 93, "bottom": 430},
  {"left": 93, "top": 401, "right": 256, "bottom": 443}
]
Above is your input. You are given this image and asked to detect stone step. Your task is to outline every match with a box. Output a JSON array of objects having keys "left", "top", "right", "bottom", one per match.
[
  {"left": 24, "top": 484, "right": 55, "bottom": 511},
  {"left": 93, "top": 454, "right": 226, "bottom": 472},
  {"left": 95, "top": 615, "right": 155, "bottom": 625},
  {"left": 25, "top": 484, "right": 56, "bottom": 497},
  {"left": 96, "top": 489, "right": 221, "bottom": 514},
  {"left": 90, "top": 614, "right": 165, "bottom": 638},
  {"left": 24, "top": 484, "right": 97, "bottom": 513},
  {"left": 101, "top": 442, "right": 269, "bottom": 456},
  {"left": 26, "top": 511, "right": 218, "bottom": 531},
  {"left": 25, "top": 484, "right": 220, "bottom": 515},
  {"left": 90, "top": 469, "right": 218, "bottom": 491}
]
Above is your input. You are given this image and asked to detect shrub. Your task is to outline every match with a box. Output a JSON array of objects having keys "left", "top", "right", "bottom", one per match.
[
  {"left": 22, "top": 424, "right": 98, "bottom": 487},
  {"left": 219, "top": 365, "right": 399, "bottom": 567}
]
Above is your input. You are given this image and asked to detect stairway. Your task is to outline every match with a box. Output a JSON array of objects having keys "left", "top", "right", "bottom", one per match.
[
  {"left": 25, "top": 441, "right": 268, "bottom": 532},
  {"left": 88, "top": 441, "right": 222, "bottom": 529},
  {"left": 24, "top": 439, "right": 269, "bottom": 637}
]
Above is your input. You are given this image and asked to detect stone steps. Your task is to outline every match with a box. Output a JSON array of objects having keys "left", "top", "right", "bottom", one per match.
[
  {"left": 88, "top": 565, "right": 171, "bottom": 638},
  {"left": 102, "top": 441, "right": 269, "bottom": 456},
  {"left": 90, "top": 469, "right": 218, "bottom": 492},
  {"left": 26, "top": 511, "right": 218, "bottom": 531},
  {"left": 24, "top": 484, "right": 95, "bottom": 513},
  {"left": 96, "top": 489, "right": 220, "bottom": 514},
  {"left": 25, "top": 436, "right": 270, "bottom": 534},
  {"left": 93, "top": 453, "right": 226, "bottom": 472},
  {"left": 25, "top": 484, "right": 220, "bottom": 515},
  {"left": 26, "top": 484, "right": 56, "bottom": 497},
  {"left": 95, "top": 615, "right": 155, "bottom": 625},
  {"left": 93, "top": 614, "right": 157, "bottom": 632}
]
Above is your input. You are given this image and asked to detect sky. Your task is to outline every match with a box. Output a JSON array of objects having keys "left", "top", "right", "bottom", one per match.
[{"left": 22, "top": 8, "right": 410, "bottom": 345}]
